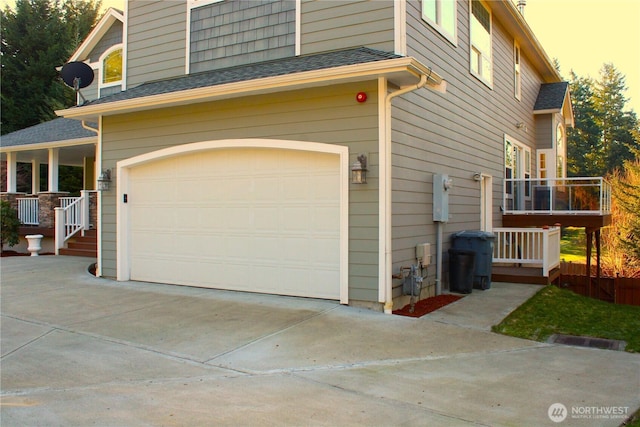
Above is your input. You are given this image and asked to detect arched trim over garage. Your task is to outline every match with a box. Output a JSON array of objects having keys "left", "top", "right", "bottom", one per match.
[{"left": 116, "top": 139, "right": 349, "bottom": 304}]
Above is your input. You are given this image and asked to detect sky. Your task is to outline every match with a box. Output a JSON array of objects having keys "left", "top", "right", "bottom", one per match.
[{"left": 3, "top": 0, "right": 639, "bottom": 113}]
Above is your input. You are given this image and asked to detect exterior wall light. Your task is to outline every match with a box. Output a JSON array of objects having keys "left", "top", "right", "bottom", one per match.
[
  {"left": 351, "top": 154, "right": 368, "bottom": 184},
  {"left": 97, "top": 169, "right": 112, "bottom": 191}
]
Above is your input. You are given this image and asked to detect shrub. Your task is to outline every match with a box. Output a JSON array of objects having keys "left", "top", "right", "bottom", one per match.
[{"left": 1, "top": 200, "right": 21, "bottom": 253}]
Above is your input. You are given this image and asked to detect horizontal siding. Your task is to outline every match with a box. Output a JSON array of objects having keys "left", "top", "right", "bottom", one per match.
[
  {"left": 101, "top": 81, "right": 381, "bottom": 303},
  {"left": 394, "top": 0, "right": 549, "bottom": 292},
  {"left": 127, "top": 1, "right": 186, "bottom": 87},
  {"left": 88, "top": 21, "right": 123, "bottom": 63},
  {"left": 300, "top": 0, "right": 395, "bottom": 54}
]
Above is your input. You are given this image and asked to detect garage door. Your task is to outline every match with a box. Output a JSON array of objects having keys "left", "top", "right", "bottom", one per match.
[{"left": 127, "top": 146, "right": 341, "bottom": 300}]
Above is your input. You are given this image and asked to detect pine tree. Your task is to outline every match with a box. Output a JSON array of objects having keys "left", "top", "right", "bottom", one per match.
[
  {"left": 567, "top": 72, "right": 601, "bottom": 176},
  {"left": 1, "top": 0, "right": 101, "bottom": 135}
]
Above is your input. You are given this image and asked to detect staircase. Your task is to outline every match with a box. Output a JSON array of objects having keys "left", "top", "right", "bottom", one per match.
[{"left": 59, "top": 229, "right": 97, "bottom": 258}]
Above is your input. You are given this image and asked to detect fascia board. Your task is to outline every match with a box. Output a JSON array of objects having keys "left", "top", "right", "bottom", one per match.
[
  {"left": 0, "top": 137, "right": 97, "bottom": 153},
  {"left": 533, "top": 108, "right": 561, "bottom": 115},
  {"left": 57, "top": 57, "right": 442, "bottom": 120},
  {"left": 69, "top": 9, "right": 124, "bottom": 62}
]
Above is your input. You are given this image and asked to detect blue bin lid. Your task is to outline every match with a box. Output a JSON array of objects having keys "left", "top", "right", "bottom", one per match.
[{"left": 452, "top": 230, "right": 495, "bottom": 240}]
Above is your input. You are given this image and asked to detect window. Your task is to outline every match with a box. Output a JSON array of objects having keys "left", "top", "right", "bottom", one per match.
[
  {"left": 470, "top": 0, "right": 492, "bottom": 86},
  {"left": 422, "top": 0, "right": 457, "bottom": 44},
  {"left": 556, "top": 123, "right": 565, "bottom": 178},
  {"left": 102, "top": 48, "right": 122, "bottom": 84},
  {"left": 514, "top": 42, "right": 521, "bottom": 100}
]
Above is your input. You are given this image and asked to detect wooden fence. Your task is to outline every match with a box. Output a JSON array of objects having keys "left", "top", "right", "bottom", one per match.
[{"left": 558, "top": 262, "right": 640, "bottom": 306}]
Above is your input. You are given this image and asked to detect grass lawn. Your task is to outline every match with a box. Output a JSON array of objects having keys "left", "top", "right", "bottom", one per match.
[
  {"left": 560, "top": 227, "right": 587, "bottom": 263},
  {"left": 492, "top": 285, "right": 640, "bottom": 353}
]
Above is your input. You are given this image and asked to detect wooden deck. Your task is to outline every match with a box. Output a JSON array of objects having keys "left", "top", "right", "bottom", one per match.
[
  {"left": 492, "top": 265, "right": 560, "bottom": 285},
  {"left": 502, "top": 213, "right": 611, "bottom": 228}
]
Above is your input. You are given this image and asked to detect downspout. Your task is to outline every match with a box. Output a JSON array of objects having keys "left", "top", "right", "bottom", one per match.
[
  {"left": 382, "top": 72, "right": 429, "bottom": 314},
  {"left": 81, "top": 120, "right": 99, "bottom": 134}
]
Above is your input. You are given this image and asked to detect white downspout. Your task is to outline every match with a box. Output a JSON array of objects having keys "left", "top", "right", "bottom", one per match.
[
  {"left": 81, "top": 120, "right": 99, "bottom": 134},
  {"left": 381, "top": 73, "right": 428, "bottom": 314}
]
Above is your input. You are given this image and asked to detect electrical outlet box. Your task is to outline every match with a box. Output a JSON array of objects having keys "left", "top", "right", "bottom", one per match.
[
  {"left": 433, "top": 173, "right": 451, "bottom": 222},
  {"left": 416, "top": 243, "right": 431, "bottom": 265}
]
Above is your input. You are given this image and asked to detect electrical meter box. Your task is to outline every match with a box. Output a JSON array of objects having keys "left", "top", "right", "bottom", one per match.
[
  {"left": 416, "top": 243, "right": 431, "bottom": 265},
  {"left": 433, "top": 173, "right": 452, "bottom": 222}
]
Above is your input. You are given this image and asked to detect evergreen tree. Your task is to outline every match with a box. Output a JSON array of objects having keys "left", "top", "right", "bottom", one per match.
[
  {"left": 1, "top": 0, "right": 101, "bottom": 135},
  {"left": 609, "top": 159, "right": 640, "bottom": 268},
  {"left": 567, "top": 72, "right": 601, "bottom": 176}
]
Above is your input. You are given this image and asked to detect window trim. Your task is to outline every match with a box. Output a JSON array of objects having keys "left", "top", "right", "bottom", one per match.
[
  {"left": 98, "top": 44, "right": 123, "bottom": 95},
  {"left": 514, "top": 41, "right": 521, "bottom": 100},
  {"left": 421, "top": 0, "right": 458, "bottom": 46},
  {"left": 469, "top": 0, "right": 493, "bottom": 88},
  {"left": 556, "top": 122, "right": 566, "bottom": 179}
]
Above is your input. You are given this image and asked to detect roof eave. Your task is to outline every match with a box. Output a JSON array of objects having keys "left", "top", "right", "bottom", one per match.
[
  {"left": 56, "top": 57, "right": 444, "bottom": 121},
  {"left": 0, "top": 136, "right": 97, "bottom": 153}
]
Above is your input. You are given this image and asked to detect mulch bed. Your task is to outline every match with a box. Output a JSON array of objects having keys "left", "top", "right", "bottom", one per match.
[{"left": 393, "top": 294, "right": 464, "bottom": 318}]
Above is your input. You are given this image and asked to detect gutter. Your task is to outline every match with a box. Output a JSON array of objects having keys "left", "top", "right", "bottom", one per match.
[{"left": 381, "top": 68, "right": 446, "bottom": 314}]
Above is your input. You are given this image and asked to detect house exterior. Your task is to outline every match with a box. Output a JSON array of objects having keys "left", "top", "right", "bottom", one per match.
[{"left": 6, "top": 0, "right": 606, "bottom": 312}]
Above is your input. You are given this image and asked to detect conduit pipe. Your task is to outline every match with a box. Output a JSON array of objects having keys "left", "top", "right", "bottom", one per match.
[{"left": 381, "top": 68, "right": 445, "bottom": 314}]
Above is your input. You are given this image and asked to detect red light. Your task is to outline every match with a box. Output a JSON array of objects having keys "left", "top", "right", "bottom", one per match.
[{"left": 356, "top": 92, "right": 367, "bottom": 103}]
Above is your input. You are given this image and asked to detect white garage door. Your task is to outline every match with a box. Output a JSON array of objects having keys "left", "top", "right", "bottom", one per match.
[{"left": 128, "top": 147, "right": 341, "bottom": 300}]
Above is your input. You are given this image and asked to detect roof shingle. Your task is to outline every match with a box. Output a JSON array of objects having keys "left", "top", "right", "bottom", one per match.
[
  {"left": 534, "top": 82, "right": 569, "bottom": 111},
  {"left": 1, "top": 118, "right": 97, "bottom": 148}
]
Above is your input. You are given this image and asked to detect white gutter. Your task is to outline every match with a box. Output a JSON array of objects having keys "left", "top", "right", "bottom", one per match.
[{"left": 380, "top": 68, "right": 446, "bottom": 314}]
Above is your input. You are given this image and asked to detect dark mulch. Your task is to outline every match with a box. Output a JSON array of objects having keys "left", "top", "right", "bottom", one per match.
[{"left": 393, "top": 294, "right": 464, "bottom": 318}]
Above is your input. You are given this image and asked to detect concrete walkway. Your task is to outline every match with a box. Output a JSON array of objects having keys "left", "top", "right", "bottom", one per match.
[{"left": 1, "top": 256, "right": 638, "bottom": 426}]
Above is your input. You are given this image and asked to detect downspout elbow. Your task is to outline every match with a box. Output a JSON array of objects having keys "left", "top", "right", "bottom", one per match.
[{"left": 81, "top": 120, "right": 99, "bottom": 134}]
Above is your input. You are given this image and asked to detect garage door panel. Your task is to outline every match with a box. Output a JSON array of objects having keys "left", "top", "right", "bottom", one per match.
[{"left": 129, "top": 147, "right": 341, "bottom": 300}]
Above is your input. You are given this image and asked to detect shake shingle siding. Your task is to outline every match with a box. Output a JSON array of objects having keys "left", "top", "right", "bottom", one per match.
[{"left": 190, "top": 0, "right": 296, "bottom": 73}]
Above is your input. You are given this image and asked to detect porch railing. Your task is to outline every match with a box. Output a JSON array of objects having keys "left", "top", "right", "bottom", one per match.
[
  {"left": 503, "top": 177, "right": 611, "bottom": 215},
  {"left": 493, "top": 226, "right": 561, "bottom": 277},
  {"left": 16, "top": 198, "right": 39, "bottom": 225},
  {"left": 54, "top": 191, "right": 91, "bottom": 255}
]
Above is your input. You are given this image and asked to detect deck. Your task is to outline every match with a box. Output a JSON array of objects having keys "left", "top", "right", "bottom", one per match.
[{"left": 492, "top": 265, "right": 560, "bottom": 285}]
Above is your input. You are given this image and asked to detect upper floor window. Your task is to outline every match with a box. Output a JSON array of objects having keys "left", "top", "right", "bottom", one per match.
[
  {"left": 514, "top": 42, "right": 521, "bottom": 100},
  {"left": 101, "top": 46, "right": 122, "bottom": 85},
  {"left": 470, "top": 0, "right": 492, "bottom": 86},
  {"left": 422, "top": 0, "right": 457, "bottom": 45}
]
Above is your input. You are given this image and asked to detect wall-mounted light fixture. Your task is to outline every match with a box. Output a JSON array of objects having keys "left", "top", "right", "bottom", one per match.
[
  {"left": 473, "top": 172, "right": 482, "bottom": 181},
  {"left": 351, "top": 154, "right": 368, "bottom": 184},
  {"left": 97, "top": 169, "right": 112, "bottom": 191},
  {"left": 516, "top": 122, "right": 528, "bottom": 132}
]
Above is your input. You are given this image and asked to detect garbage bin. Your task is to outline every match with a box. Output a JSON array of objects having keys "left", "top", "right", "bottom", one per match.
[
  {"left": 448, "top": 248, "right": 476, "bottom": 294},
  {"left": 452, "top": 231, "right": 495, "bottom": 290}
]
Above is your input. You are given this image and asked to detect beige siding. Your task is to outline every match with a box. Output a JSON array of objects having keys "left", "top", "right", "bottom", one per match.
[
  {"left": 300, "top": 0, "right": 395, "bottom": 55},
  {"left": 126, "top": 1, "right": 186, "bottom": 87},
  {"left": 101, "top": 81, "right": 380, "bottom": 302},
  {"left": 392, "top": 0, "right": 548, "bottom": 291},
  {"left": 535, "top": 114, "right": 553, "bottom": 149}
]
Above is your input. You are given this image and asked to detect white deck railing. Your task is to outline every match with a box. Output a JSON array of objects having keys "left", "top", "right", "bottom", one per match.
[
  {"left": 54, "top": 191, "right": 90, "bottom": 255},
  {"left": 503, "top": 177, "right": 611, "bottom": 215},
  {"left": 493, "top": 227, "right": 561, "bottom": 277},
  {"left": 16, "top": 198, "right": 39, "bottom": 225}
]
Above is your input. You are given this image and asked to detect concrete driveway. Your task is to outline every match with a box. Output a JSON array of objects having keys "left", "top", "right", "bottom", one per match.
[{"left": 1, "top": 256, "right": 638, "bottom": 426}]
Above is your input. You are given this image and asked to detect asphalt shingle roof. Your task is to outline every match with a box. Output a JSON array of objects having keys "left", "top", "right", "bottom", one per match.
[
  {"left": 534, "top": 82, "right": 569, "bottom": 111},
  {"left": 1, "top": 118, "right": 97, "bottom": 148},
  {"left": 87, "top": 47, "right": 403, "bottom": 106}
]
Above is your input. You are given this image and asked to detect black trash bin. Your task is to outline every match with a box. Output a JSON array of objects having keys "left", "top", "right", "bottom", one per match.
[
  {"left": 448, "top": 248, "right": 476, "bottom": 294},
  {"left": 451, "top": 231, "right": 495, "bottom": 290}
]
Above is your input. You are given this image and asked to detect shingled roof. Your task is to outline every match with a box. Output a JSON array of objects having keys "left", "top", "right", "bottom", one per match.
[
  {"left": 1, "top": 118, "right": 97, "bottom": 148},
  {"left": 86, "top": 47, "right": 403, "bottom": 106},
  {"left": 534, "top": 82, "right": 569, "bottom": 111}
]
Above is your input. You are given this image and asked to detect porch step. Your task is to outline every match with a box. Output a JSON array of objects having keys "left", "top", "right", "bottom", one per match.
[{"left": 59, "top": 230, "right": 97, "bottom": 258}]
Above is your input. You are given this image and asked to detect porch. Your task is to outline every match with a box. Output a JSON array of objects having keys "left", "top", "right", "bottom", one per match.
[
  {"left": 495, "top": 176, "right": 612, "bottom": 285},
  {"left": 1, "top": 191, "right": 98, "bottom": 257}
]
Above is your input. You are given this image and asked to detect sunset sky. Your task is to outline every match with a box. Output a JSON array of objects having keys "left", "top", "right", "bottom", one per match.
[{"left": 3, "top": 0, "right": 639, "bottom": 113}]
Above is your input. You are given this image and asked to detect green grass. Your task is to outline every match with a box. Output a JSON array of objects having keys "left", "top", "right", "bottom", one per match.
[
  {"left": 560, "top": 227, "right": 587, "bottom": 263},
  {"left": 492, "top": 285, "right": 640, "bottom": 352}
]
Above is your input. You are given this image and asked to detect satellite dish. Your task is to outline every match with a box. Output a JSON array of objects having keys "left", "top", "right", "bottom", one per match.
[{"left": 61, "top": 61, "right": 94, "bottom": 89}]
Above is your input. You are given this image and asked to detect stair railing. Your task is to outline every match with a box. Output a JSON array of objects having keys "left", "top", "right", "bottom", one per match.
[{"left": 54, "top": 190, "right": 90, "bottom": 255}]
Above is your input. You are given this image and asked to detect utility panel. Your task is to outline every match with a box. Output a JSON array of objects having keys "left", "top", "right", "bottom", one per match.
[
  {"left": 433, "top": 173, "right": 452, "bottom": 222},
  {"left": 416, "top": 243, "right": 431, "bottom": 265}
]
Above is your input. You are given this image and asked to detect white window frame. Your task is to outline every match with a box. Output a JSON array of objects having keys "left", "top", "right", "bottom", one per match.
[
  {"left": 422, "top": 0, "right": 458, "bottom": 46},
  {"left": 556, "top": 122, "right": 566, "bottom": 179},
  {"left": 514, "top": 41, "right": 521, "bottom": 100},
  {"left": 98, "top": 44, "right": 123, "bottom": 96},
  {"left": 469, "top": 0, "right": 492, "bottom": 87},
  {"left": 504, "top": 135, "right": 531, "bottom": 211}
]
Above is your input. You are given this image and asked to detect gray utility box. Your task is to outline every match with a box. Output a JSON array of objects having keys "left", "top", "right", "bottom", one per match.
[{"left": 451, "top": 231, "right": 495, "bottom": 290}]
